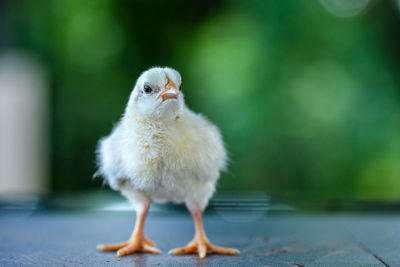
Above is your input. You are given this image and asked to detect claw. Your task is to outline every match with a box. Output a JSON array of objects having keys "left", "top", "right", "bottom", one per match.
[{"left": 198, "top": 243, "right": 207, "bottom": 258}]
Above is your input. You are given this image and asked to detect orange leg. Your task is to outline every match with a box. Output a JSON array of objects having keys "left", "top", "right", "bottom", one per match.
[
  {"left": 97, "top": 199, "right": 161, "bottom": 256},
  {"left": 169, "top": 210, "right": 239, "bottom": 258}
]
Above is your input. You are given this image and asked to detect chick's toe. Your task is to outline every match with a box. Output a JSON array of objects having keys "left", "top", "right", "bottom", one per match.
[
  {"left": 169, "top": 238, "right": 238, "bottom": 259},
  {"left": 97, "top": 236, "right": 160, "bottom": 256}
]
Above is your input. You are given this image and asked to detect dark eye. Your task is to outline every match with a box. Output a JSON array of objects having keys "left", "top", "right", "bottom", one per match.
[
  {"left": 179, "top": 85, "right": 182, "bottom": 91},
  {"left": 144, "top": 85, "right": 152, "bottom": 94}
]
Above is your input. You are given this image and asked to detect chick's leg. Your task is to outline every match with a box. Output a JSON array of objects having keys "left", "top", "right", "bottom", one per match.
[
  {"left": 170, "top": 210, "right": 239, "bottom": 258},
  {"left": 97, "top": 198, "right": 161, "bottom": 256}
]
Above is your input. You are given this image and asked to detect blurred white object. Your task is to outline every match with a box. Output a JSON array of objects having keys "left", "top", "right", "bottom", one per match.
[
  {"left": 0, "top": 52, "right": 48, "bottom": 196},
  {"left": 320, "top": 0, "right": 370, "bottom": 18}
]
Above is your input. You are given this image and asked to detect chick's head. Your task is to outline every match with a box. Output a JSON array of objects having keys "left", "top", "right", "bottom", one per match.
[{"left": 126, "top": 67, "right": 184, "bottom": 120}]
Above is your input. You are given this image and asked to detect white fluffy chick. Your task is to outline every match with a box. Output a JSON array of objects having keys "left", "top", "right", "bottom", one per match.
[{"left": 96, "top": 67, "right": 238, "bottom": 258}]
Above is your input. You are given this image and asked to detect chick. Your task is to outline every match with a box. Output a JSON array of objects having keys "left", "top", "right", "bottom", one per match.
[{"left": 95, "top": 67, "right": 238, "bottom": 258}]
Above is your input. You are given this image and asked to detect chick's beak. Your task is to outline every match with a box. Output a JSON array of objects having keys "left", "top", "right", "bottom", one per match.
[{"left": 159, "top": 77, "right": 180, "bottom": 102}]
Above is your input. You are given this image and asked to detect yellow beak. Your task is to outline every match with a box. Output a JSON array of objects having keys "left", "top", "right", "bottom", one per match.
[{"left": 159, "top": 77, "right": 180, "bottom": 102}]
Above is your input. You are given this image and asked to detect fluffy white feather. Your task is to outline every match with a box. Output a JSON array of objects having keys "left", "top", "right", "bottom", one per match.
[{"left": 96, "top": 67, "right": 227, "bottom": 212}]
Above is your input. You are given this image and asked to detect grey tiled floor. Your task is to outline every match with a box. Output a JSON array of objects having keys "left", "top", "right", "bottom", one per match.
[{"left": 0, "top": 209, "right": 398, "bottom": 266}]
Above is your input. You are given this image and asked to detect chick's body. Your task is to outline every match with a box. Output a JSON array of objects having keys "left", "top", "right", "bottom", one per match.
[
  {"left": 96, "top": 67, "right": 237, "bottom": 258},
  {"left": 98, "top": 108, "right": 226, "bottom": 211}
]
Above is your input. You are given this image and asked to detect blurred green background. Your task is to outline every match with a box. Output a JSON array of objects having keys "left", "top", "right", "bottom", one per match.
[{"left": 1, "top": 0, "right": 400, "bottom": 200}]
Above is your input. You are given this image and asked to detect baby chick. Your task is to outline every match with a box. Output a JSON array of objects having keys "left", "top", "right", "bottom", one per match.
[{"left": 95, "top": 67, "right": 238, "bottom": 258}]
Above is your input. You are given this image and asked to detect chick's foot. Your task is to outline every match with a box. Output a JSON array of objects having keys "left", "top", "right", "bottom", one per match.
[
  {"left": 169, "top": 236, "right": 239, "bottom": 259},
  {"left": 170, "top": 210, "right": 238, "bottom": 258},
  {"left": 97, "top": 236, "right": 160, "bottom": 256}
]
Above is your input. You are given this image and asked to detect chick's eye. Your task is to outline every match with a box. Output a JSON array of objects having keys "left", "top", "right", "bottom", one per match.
[
  {"left": 179, "top": 85, "right": 182, "bottom": 91},
  {"left": 144, "top": 85, "right": 152, "bottom": 94}
]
